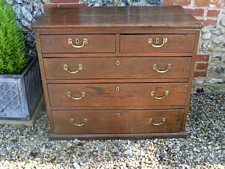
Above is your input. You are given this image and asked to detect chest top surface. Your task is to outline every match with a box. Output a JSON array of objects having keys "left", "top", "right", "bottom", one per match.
[{"left": 32, "top": 6, "right": 202, "bottom": 29}]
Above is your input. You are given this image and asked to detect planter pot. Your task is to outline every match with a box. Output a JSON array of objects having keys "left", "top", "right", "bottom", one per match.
[{"left": 0, "top": 58, "right": 42, "bottom": 120}]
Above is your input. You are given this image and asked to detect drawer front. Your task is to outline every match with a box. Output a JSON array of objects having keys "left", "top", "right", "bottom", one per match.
[
  {"left": 40, "top": 35, "right": 116, "bottom": 53},
  {"left": 48, "top": 83, "right": 189, "bottom": 108},
  {"left": 52, "top": 110, "right": 184, "bottom": 134},
  {"left": 120, "top": 34, "right": 195, "bottom": 54},
  {"left": 44, "top": 57, "right": 191, "bottom": 80}
]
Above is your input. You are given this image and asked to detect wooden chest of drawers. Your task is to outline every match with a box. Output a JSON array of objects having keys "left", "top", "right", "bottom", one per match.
[{"left": 33, "top": 6, "right": 202, "bottom": 139}]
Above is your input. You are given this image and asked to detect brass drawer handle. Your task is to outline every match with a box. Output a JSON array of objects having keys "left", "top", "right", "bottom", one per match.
[
  {"left": 148, "top": 37, "right": 168, "bottom": 48},
  {"left": 115, "top": 60, "right": 120, "bottom": 66},
  {"left": 64, "top": 64, "right": 83, "bottom": 74},
  {"left": 149, "top": 117, "right": 166, "bottom": 126},
  {"left": 150, "top": 90, "right": 169, "bottom": 100},
  {"left": 153, "top": 64, "right": 172, "bottom": 74},
  {"left": 69, "top": 117, "right": 88, "bottom": 127},
  {"left": 66, "top": 91, "right": 86, "bottom": 100},
  {"left": 68, "top": 38, "right": 88, "bottom": 48}
]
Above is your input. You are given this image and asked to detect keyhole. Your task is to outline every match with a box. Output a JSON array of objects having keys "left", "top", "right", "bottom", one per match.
[
  {"left": 115, "top": 86, "right": 120, "bottom": 92},
  {"left": 155, "top": 37, "right": 160, "bottom": 44}
]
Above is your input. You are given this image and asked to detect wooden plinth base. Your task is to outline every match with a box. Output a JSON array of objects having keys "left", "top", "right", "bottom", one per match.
[{"left": 49, "top": 131, "right": 189, "bottom": 140}]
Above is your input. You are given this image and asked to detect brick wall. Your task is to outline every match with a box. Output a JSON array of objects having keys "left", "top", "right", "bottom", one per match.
[{"left": 163, "top": 0, "right": 224, "bottom": 26}]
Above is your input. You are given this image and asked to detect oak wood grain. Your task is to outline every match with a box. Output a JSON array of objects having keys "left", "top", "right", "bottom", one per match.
[
  {"left": 33, "top": 6, "right": 201, "bottom": 138},
  {"left": 40, "top": 34, "right": 116, "bottom": 53},
  {"left": 44, "top": 57, "right": 192, "bottom": 80},
  {"left": 48, "top": 83, "right": 189, "bottom": 108},
  {"left": 52, "top": 109, "right": 184, "bottom": 134},
  {"left": 32, "top": 6, "right": 202, "bottom": 29},
  {"left": 120, "top": 34, "right": 195, "bottom": 54}
]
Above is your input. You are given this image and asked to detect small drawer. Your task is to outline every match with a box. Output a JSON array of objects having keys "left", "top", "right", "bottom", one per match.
[
  {"left": 52, "top": 109, "right": 184, "bottom": 134},
  {"left": 44, "top": 57, "right": 191, "bottom": 81},
  {"left": 120, "top": 34, "right": 195, "bottom": 54},
  {"left": 48, "top": 83, "right": 189, "bottom": 109},
  {"left": 40, "top": 34, "right": 116, "bottom": 53}
]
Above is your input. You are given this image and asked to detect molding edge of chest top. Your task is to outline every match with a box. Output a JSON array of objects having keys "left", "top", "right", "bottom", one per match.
[{"left": 32, "top": 6, "right": 202, "bottom": 139}]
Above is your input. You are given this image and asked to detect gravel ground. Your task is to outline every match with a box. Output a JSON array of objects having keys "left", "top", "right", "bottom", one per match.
[{"left": 0, "top": 93, "right": 225, "bottom": 169}]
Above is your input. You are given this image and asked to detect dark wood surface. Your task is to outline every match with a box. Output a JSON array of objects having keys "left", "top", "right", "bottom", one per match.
[
  {"left": 52, "top": 109, "right": 184, "bottom": 134},
  {"left": 33, "top": 6, "right": 201, "bottom": 138},
  {"left": 44, "top": 57, "right": 192, "bottom": 80},
  {"left": 40, "top": 34, "right": 116, "bottom": 53},
  {"left": 48, "top": 83, "right": 189, "bottom": 108},
  {"left": 33, "top": 6, "right": 201, "bottom": 29},
  {"left": 120, "top": 34, "right": 195, "bottom": 53}
]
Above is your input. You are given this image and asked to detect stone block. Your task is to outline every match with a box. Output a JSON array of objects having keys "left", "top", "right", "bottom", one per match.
[{"left": 0, "top": 59, "right": 42, "bottom": 120}]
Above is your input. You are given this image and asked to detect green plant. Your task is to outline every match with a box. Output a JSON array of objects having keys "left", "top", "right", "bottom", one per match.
[{"left": 0, "top": 0, "right": 27, "bottom": 74}]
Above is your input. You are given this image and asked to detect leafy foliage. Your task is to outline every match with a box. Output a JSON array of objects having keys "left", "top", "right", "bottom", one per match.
[{"left": 0, "top": 0, "right": 27, "bottom": 74}]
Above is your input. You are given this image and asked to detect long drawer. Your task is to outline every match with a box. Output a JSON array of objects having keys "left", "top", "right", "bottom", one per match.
[
  {"left": 48, "top": 83, "right": 189, "bottom": 108},
  {"left": 40, "top": 34, "right": 116, "bottom": 53},
  {"left": 52, "top": 109, "right": 184, "bottom": 134},
  {"left": 44, "top": 57, "right": 191, "bottom": 80},
  {"left": 120, "top": 34, "right": 195, "bottom": 54}
]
